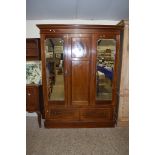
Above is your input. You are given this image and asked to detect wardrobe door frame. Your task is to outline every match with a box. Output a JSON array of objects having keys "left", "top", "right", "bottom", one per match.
[
  {"left": 93, "top": 33, "right": 121, "bottom": 106},
  {"left": 40, "top": 33, "right": 68, "bottom": 118}
]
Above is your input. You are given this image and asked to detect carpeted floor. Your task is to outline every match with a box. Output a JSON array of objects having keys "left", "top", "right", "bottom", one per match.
[{"left": 26, "top": 117, "right": 129, "bottom": 155}]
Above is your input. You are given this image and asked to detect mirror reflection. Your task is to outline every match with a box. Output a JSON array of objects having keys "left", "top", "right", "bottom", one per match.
[
  {"left": 45, "top": 38, "right": 64, "bottom": 101},
  {"left": 96, "top": 39, "right": 116, "bottom": 100}
]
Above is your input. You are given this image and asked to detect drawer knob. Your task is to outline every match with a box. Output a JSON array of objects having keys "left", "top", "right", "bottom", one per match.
[{"left": 27, "top": 93, "right": 31, "bottom": 96}]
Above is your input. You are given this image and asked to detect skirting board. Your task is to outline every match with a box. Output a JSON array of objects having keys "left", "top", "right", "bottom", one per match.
[{"left": 117, "top": 120, "right": 129, "bottom": 127}]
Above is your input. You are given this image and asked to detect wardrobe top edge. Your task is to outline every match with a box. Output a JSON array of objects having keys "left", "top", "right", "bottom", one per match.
[{"left": 36, "top": 24, "right": 124, "bottom": 30}]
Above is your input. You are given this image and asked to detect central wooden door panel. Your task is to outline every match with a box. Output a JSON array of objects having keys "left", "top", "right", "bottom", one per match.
[
  {"left": 72, "top": 60, "right": 89, "bottom": 105},
  {"left": 68, "top": 35, "right": 92, "bottom": 106}
]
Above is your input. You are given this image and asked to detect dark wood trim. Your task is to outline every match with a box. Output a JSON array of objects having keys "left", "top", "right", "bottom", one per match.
[
  {"left": 112, "top": 34, "right": 121, "bottom": 107},
  {"left": 39, "top": 85, "right": 45, "bottom": 119},
  {"left": 37, "top": 24, "right": 123, "bottom": 30},
  {"left": 44, "top": 120, "right": 115, "bottom": 128},
  {"left": 40, "top": 34, "right": 49, "bottom": 119},
  {"left": 48, "top": 104, "right": 114, "bottom": 110},
  {"left": 36, "top": 24, "right": 123, "bottom": 35}
]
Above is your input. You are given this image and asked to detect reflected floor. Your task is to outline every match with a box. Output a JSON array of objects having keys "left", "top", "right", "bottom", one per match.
[
  {"left": 96, "top": 79, "right": 112, "bottom": 100},
  {"left": 96, "top": 93, "right": 112, "bottom": 100},
  {"left": 50, "top": 74, "right": 64, "bottom": 100}
]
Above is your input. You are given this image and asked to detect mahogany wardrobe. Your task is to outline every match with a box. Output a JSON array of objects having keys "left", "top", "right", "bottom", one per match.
[{"left": 37, "top": 24, "right": 123, "bottom": 128}]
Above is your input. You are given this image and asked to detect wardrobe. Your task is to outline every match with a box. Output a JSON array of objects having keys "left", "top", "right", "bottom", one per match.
[{"left": 37, "top": 24, "right": 123, "bottom": 128}]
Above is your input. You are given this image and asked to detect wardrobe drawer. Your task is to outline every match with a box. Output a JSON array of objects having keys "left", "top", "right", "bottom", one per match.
[
  {"left": 80, "top": 108, "right": 113, "bottom": 121},
  {"left": 49, "top": 109, "right": 79, "bottom": 121}
]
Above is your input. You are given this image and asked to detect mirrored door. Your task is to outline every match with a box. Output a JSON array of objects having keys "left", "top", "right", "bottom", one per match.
[
  {"left": 45, "top": 38, "right": 65, "bottom": 101},
  {"left": 96, "top": 39, "right": 116, "bottom": 101}
]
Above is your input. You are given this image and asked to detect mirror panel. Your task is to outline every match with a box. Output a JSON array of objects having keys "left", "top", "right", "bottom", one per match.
[
  {"left": 45, "top": 38, "right": 64, "bottom": 101},
  {"left": 96, "top": 39, "right": 116, "bottom": 101}
]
